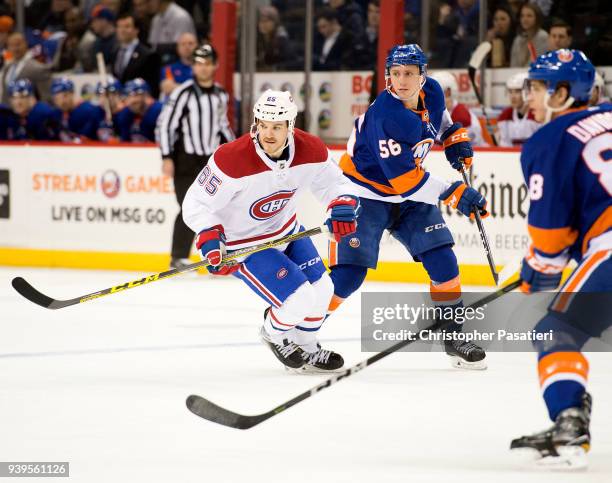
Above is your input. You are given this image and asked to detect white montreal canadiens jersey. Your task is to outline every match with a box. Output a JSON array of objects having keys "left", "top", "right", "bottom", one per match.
[{"left": 182, "top": 129, "right": 355, "bottom": 250}]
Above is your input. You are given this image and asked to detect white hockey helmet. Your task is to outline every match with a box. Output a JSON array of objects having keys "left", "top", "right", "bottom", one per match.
[
  {"left": 429, "top": 71, "right": 458, "bottom": 98},
  {"left": 506, "top": 71, "right": 528, "bottom": 90},
  {"left": 253, "top": 89, "right": 298, "bottom": 131}
]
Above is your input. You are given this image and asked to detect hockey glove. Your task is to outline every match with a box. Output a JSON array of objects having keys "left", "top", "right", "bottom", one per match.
[
  {"left": 440, "top": 181, "right": 489, "bottom": 220},
  {"left": 441, "top": 123, "right": 473, "bottom": 170},
  {"left": 519, "top": 248, "right": 565, "bottom": 293},
  {"left": 196, "top": 226, "right": 240, "bottom": 276},
  {"left": 325, "top": 195, "right": 360, "bottom": 242}
]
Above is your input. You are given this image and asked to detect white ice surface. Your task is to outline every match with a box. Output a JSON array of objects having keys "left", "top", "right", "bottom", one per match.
[{"left": 1, "top": 267, "right": 611, "bottom": 483}]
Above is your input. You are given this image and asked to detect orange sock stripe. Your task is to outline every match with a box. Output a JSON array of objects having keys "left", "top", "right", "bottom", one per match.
[
  {"left": 327, "top": 294, "right": 344, "bottom": 313},
  {"left": 538, "top": 352, "right": 589, "bottom": 387},
  {"left": 329, "top": 240, "right": 338, "bottom": 266},
  {"left": 430, "top": 276, "right": 461, "bottom": 303}
]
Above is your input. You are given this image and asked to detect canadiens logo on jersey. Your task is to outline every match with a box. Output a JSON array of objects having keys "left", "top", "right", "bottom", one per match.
[{"left": 250, "top": 190, "right": 296, "bottom": 220}]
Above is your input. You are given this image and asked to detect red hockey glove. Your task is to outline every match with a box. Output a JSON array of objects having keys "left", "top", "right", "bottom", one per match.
[{"left": 196, "top": 226, "right": 240, "bottom": 276}]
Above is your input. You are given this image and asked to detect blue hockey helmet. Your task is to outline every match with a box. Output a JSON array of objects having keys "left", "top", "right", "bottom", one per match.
[
  {"left": 51, "top": 77, "right": 75, "bottom": 95},
  {"left": 385, "top": 44, "right": 427, "bottom": 76},
  {"left": 528, "top": 49, "right": 595, "bottom": 103},
  {"left": 96, "top": 75, "right": 122, "bottom": 95},
  {"left": 8, "top": 79, "right": 34, "bottom": 97},
  {"left": 124, "top": 78, "right": 150, "bottom": 96}
]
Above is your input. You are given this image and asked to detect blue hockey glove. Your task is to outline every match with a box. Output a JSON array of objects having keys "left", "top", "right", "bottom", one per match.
[
  {"left": 520, "top": 250, "right": 564, "bottom": 293},
  {"left": 196, "top": 226, "right": 239, "bottom": 276},
  {"left": 440, "top": 123, "right": 473, "bottom": 170},
  {"left": 325, "top": 195, "right": 360, "bottom": 242},
  {"left": 439, "top": 181, "right": 488, "bottom": 219}
]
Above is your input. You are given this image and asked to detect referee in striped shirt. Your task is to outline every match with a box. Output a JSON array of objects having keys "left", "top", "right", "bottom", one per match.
[{"left": 157, "top": 44, "right": 235, "bottom": 269}]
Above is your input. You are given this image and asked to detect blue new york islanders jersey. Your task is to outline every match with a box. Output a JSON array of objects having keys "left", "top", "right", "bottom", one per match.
[
  {"left": 13, "top": 102, "right": 62, "bottom": 141},
  {"left": 160, "top": 61, "right": 192, "bottom": 84},
  {"left": 341, "top": 77, "right": 453, "bottom": 204},
  {"left": 59, "top": 101, "right": 106, "bottom": 141},
  {"left": 521, "top": 103, "right": 612, "bottom": 262},
  {"left": 115, "top": 101, "right": 163, "bottom": 142}
]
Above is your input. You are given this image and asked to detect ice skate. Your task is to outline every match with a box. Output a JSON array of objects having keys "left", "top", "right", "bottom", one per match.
[
  {"left": 510, "top": 392, "right": 591, "bottom": 470},
  {"left": 444, "top": 338, "right": 487, "bottom": 370}
]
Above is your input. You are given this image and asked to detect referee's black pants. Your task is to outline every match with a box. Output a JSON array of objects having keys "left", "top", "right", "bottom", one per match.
[{"left": 171, "top": 152, "right": 210, "bottom": 260}]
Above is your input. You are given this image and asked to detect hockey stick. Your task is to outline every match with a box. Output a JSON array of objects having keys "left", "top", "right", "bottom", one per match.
[
  {"left": 11, "top": 225, "right": 328, "bottom": 310},
  {"left": 186, "top": 278, "right": 522, "bottom": 429},
  {"left": 460, "top": 166, "right": 499, "bottom": 285},
  {"left": 467, "top": 41, "right": 498, "bottom": 146},
  {"left": 96, "top": 52, "right": 113, "bottom": 124}
]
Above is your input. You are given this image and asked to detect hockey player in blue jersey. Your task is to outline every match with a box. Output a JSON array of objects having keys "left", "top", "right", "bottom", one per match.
[
  {"left": 7, "top": 79, "right": 61, "bottom": 141},
  {"left": 51, "top": 77, "right": 105, "bottom": 142},
  {"left": 115, "top": 78, "right": 162, "bottom": 143},
  {"left": 509, "top": 49, "right": 611, "bottom": 469},
  {"left": 327, "top": 44, "right": 490, "bottom": 369},
  {"left": 95, "top": 76, "right": 123, "bottom": 142}
]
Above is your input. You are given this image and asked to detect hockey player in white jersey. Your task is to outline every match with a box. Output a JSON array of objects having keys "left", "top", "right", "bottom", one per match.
[
  {"left": 496, "top": 72, "right": 540, "bottom": 146},
  {"left": 182, "top": 90, "right": 360, "bottom": 372}
]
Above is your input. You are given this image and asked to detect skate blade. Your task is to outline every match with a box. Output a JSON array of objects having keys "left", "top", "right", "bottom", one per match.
[
  {"left": 510, "top": 447, "right": 588, "bottom": 471},
  {"left": 448, "top": 356, "right": 487, "bottom": 370},
  {"left": 286, "top": 365, "right": 344, "bottom": 375}
]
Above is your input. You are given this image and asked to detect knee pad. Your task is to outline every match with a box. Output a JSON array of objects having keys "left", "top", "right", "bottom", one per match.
[
  {"left": 273, "top": 281, "right": 316, "bottom": 326},
  {"left": 330, "top": 264, "right": 368, "bottom": 298},
  {"left": 309, "top": 273, "right": 335, "bottom": 315},
  {"left": 419, "top": 245, "right": 459, "bottom": 284}
]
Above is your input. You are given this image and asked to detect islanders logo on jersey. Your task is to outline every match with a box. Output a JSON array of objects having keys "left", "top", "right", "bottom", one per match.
[
  {"left": 412, "top": 138, "right": 434, "bottom": 165},
  {"left": 250, "top": 190, "right": 296, "bottom": 220}
]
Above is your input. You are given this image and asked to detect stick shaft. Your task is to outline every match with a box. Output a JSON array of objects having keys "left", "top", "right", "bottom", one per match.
[
  {"left": 461, "top": 167, "right": 498, "bottom": 284},
  {"left": 12, "top": 226, "right": 325, "bottom": 309}
]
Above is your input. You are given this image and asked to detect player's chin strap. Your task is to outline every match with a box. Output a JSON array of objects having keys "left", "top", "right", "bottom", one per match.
[
  {"left": 250, "top": 121, "right": 295, "bottom": 158},
  {"left": 544, "top": 93, "right": 575, "bottom": 123},
  {"left": 384, "top": 72, "right": 427, "bottom": 102}
]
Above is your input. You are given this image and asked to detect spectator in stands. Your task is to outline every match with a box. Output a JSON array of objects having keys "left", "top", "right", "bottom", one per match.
[
  {"left": 355, "top": 0, "right": 379, "bottom": 70},
  {"left": 434, "top": 0, "right": 479, "bottom": 68},
  {"left": 329, "top": 0, "right": 365, "bottom": 43},
  {"left": 256, "top": 5, "right": 296, "bottom": 71},
  {"left": 496, "top": 71, "right": 540, "bottom": 147},
  {"left": 430, "top": 71, "right": 489, "bottom": 146},
  {"left": 133, "top": 0, "right": 155, "bottom": 44},
  {"left": 547, "top": 19, "right": 572, "bottom": 51},
  {"left": 51, "top": 77, "right": 104, "bottom": 141},
  {"left": 313, "top": 8, "right": 353, "bottom": 71},
  {"left": 148, "top": 0, "right": 196, "bottom": 61},
  {"left": 115, "top": 77, "right": 162, "bottom": 142},
  {"left": 51, "top": 7, "right": 92, "bottom": 72},
  {"left": 0, "top": 32, "right": 52, "bottom": 104},
  {"left": 113, "top": 13, "right": 161, "bottom": 98},
  {"left": 510, "top": 2, "right": 548, "bottom": 67},
  {"left": 95, "top": 75, "right": 123, "bottom": 141},
  {"left": 91, "top": 6, "right": 118, "bottom": 67},
  {"left": 160, "top": 31, "right": 197, "bottom": 96},
  {"left": 486, "top": 5, "right": 516, "bottom": 67},
  {"left": 7, "top": 78, "right": 61, "bottom": 140},
  {"left": 101, "top": 0, "right": 122, "bottom": 16},
  {"left": 41, "top": 0, "right": 73, "bottom": 34},
  {"left": 176, "top": 0, "right": 211, "bottom": 38},
  {"left": 0, "top": 16, "right": 14, "bottom": 70}
]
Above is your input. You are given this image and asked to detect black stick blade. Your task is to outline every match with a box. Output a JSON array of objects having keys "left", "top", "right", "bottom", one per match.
[
  {"left": 11, "top": 277, "right": 57, "bottom": 309},
  {"left": 186, "top": 395, "right": 268, "bottom": 430}
]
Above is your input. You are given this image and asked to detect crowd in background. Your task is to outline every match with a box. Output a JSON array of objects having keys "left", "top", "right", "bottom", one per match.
[{"left": 0, "top": 0, "right": 609, "bottom": 142}]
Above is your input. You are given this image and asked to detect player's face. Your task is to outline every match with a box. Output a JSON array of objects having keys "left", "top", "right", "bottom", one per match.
[
  {"left": 257, "top": 119, "right": 289, "bottom": 156},
  {"left": 53, "top": 91, "right": 74, "bottom": 112},
  {"left": 508, "top": 88, "right": 523, "bottom": 110},
  {"left": 10, "top": 94, "right": 33, "bottom": 116},
  {"left": 388, "top": 64, "right": 421, "bottom": 101},
  {"left": 524, "top": 80, "right": 548, "bottom": 122},
  {"left": 126, "top": 92, "right": 146, "bottom": 113},
  {"left": 193, "top": 58, "right": 217, "bottom": 86}
]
